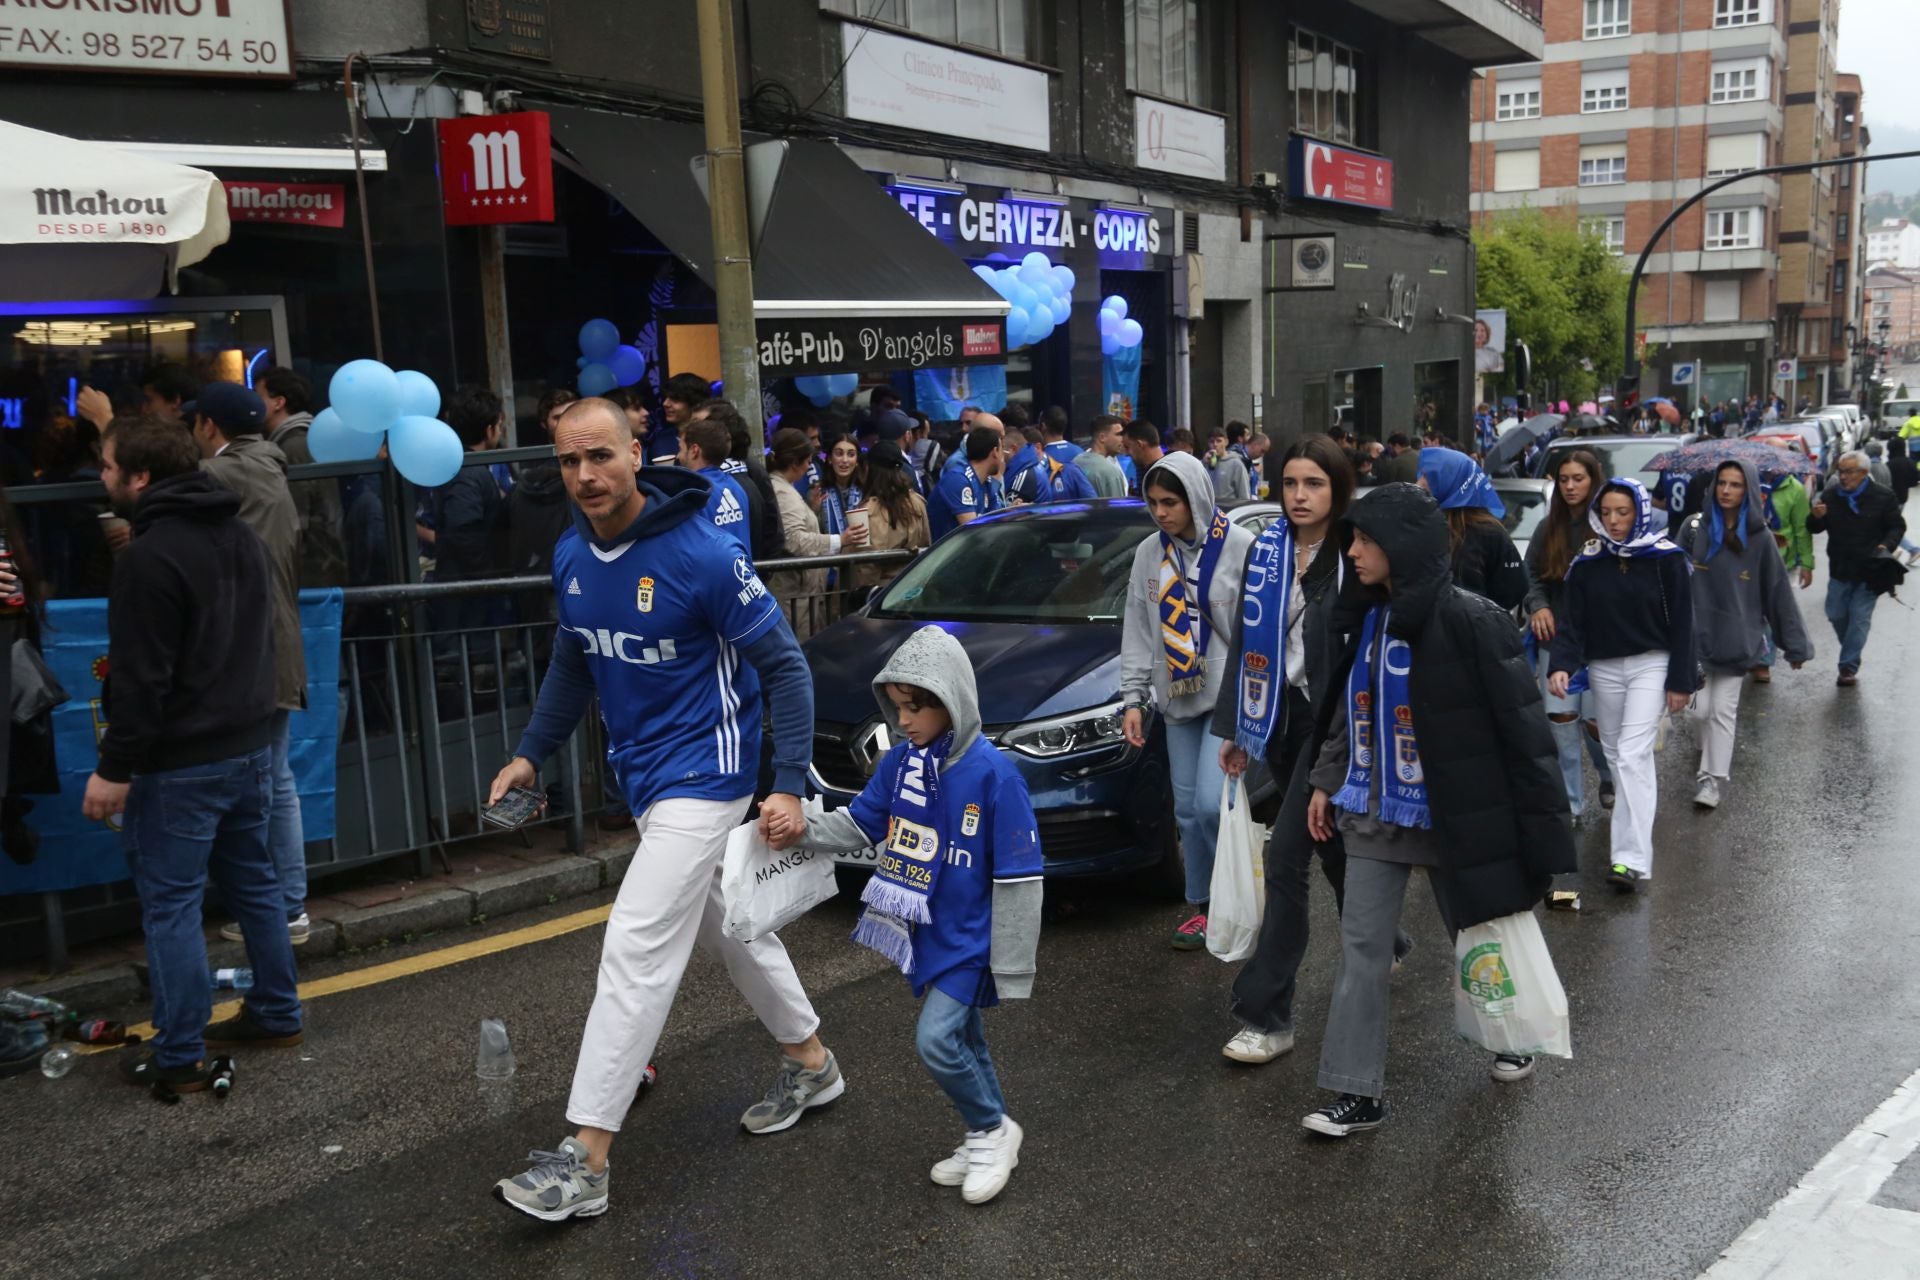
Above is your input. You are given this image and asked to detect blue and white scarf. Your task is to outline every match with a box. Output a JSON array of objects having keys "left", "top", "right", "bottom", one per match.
[
  {"left": 851, "top": 730, "right": 953, "bottom": 974},
  {"left": 1234, "top": 519, "right": 1296, "bottom": 758},
  {"left": 1159, "top": 506, "right": 1232, "bottom": 699},
  {"left": 1331, "top": 607, "right": 1429, "bottom": 830},
  {"left": 1836, "top": 473, "right": 1869, "bottom": 514},
  {"left": 821, "top": 481, "right": 864, "bottom": 535},
  {"left": 1568, "top": 478, "right": 1689, "bottom": 571}
]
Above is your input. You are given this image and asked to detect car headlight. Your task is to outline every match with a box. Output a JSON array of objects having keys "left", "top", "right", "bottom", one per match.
[{"left": 1000, "top": 703, "right": 1129, "bottom": 759}]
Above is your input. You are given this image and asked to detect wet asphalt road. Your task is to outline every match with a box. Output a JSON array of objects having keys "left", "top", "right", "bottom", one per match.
[{"left": 7, "top": 561, "right": 1920, "bottom": 1280}]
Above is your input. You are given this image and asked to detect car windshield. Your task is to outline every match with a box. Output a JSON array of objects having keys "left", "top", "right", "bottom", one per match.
[
  {"left": 1499, "top": 489, "right": 1550, "bottom": 545},
  {"left": 1569, "top": 440, "right": 1678, "bottom": 488},
  {"left": 872, "top": 504, "right": 1153, "bottom": 623}
]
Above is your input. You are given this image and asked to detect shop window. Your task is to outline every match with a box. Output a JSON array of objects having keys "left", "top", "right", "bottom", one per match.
[
  {"left": 1705, "top": 207, "right": 1762, "bottom": 250},
  {"left": 1290, "top": 26, "right": 1366, "bottom": 147},
  {"left": 1580, "top": 69, "right": 1628, "bottom": 114},
  {"left": 1584, "top": 0, "right": 1631, "bottom": 40},
  {"left": 1126, "top": 0, "right": 1205, "bottom": 107},
  {"left": 822, "top": 0, "right": 1028, "bottom": 61},
  {"left": 1710, "top": 59, "right": 1768, "bottom": 104},
  {"left": 1495, "top": 79, "right": 1541, "bottom": 121},
  {"left": 1714, "top": 0, "right": 1766, "bottom": 27},
  {"left": 1578, "top": 146, "right": 1627, "bottom": 186},
  {"left": 1494, "top": 149, "right": 1541, "bottom": 192},
  {"left": 1583, "top": 216, "right": 1627, "bottom": 253}
]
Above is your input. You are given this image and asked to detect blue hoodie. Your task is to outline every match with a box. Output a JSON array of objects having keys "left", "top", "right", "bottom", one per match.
[{"left": 513, "top": 467, "right": 813, "bottom": 812}]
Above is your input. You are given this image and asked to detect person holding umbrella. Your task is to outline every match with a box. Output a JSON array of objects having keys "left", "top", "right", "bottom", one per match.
[{"left": 1676, "top": 460, "right": 1814, "bottom": 808}]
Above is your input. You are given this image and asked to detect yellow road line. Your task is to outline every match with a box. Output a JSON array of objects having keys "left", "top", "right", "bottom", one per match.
[{"left": 84, "top": 902, "right": 613, "bottom": 1054}]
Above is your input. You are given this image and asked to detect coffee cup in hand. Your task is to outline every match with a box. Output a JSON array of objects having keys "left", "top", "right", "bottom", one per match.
[{"left": 845, "top": 507, "right": 871, "bottom": 538}]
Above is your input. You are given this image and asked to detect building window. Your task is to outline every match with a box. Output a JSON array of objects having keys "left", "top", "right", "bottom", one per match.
[
  {"left": 1832, "top": 316, "right": 1846, "bottom": 345},
  {"left": 1710, "top": 59, "right": 1768, "bottom": 104},
  {"left": 1705, "top": 207, "right": 1761, "bottom": 250},
  {"left": 1840, "top": 164, "right": 1851, "bottom": 188},
  {"left": 1495, "top": 79, "right": 1541, "bottom": 121},
  {"left": 821, "top": 0, "right": 1029, "bottom": 61},
  {"left": 1493, "top": 149, "right": 1541, "bottom": 192},
  {"left": 1584, "top": 0, "right": 1631, "bottom": 38},
  {"left": 1703, "top": 277, "right": 1742, "bottom": 322},
  {"left": 1581, "top": 69, "right": 1629, "bottom": 113},
  {"left": 1579, "top": 148, "right": 1627, "bottom": 186},
  {"left": 1706, "top": 132, "right": 1766, "bottom": 177},
  {"left": 1583, "top": 216, "right": 1627, "bottom": 253},
  {"left": 1838, "top": 212, "right": 1849, "bottom": 241},
  {"left": 1291, "top": 26, "right": 1364, "bottom": 146},
  {"left": 1714, "top": 0, "right": 1766, "bottom": 25},
  {"left": 1126, "top": 0, "right": 1202, "bottom": 107}
]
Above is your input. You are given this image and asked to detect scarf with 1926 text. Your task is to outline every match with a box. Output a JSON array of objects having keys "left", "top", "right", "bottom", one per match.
[{"left": 850, "top": 730, "right": 953, "bottom": 974}]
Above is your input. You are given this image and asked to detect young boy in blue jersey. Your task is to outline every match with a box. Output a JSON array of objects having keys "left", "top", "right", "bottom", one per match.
[
  {"left": 489, "top": 399, "right": 840, "bottom": 1223},
  {"left": 768, "top": 624, "right": 1043, "bottom": 1205}
]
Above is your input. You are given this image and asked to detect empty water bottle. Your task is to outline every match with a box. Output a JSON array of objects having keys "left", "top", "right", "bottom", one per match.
[
  {"left": 1, "top": 988, "right": 71, "bottom": 1023},
  {"left": 476, "top": 1017, "right": 515, "bottom": 1080},
  {"left": 211, "top": 968, "right": 254, "bottom": 992},
  {"left": 39, "top": 1044, "right": 76, "bottom": 1079}
]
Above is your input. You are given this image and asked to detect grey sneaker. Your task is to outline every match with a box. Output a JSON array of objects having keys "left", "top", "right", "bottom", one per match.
[
  {"left": 492, "top": 1137, "right": 609, "bottom": 1222},
  {"left": 219, "top": 913, "right": 310, "bottom": 946},
  {"left": 1693, "top": 776, "right": 1721, "bottom": 810},
  {"left": 740, "top": 1050, "right": 846, "bottom": 1135}
]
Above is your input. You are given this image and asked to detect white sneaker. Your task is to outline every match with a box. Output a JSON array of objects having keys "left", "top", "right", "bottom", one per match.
[
  {"left": 930, "top": 1140, "right": 969, "bottom": 1187},
  {"left": 219, "top": 912, "right": 311, "bottom": 946},
  {"left": 961, "top": 1116, "right": 1022, "bottom": 1205},
  {"left": 1693, "top": 776, "right": 1721, "bottom": 809},
  {"left": 1490, "top": 1054, "right": 1537, "bottom": 1083},
  {"left": 1222, "top": 1026, "right": 1294, "bottom": 1064}
]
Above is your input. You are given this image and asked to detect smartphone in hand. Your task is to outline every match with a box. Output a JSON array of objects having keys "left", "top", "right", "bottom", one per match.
[{"left": 482, "top": 786, "right": 547, "bottom": 830}]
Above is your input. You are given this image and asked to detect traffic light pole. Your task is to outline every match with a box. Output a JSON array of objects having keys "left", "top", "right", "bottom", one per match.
[{"left": 1622, "top": 149, "right": 1920, "bottom": 394}]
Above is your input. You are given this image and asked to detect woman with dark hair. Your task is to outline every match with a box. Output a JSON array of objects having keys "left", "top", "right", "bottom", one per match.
[
  {"left": 766, "top": 428, "right": 867, "bottom": 639},
  {"left": 816, "top": 435, "right": 867, "bottom": 537},
  {"left": 851, "top": 441, "right": 930, "bottom": 591},
  {"left": 1416, "top": 448, "right": 1528, "bottom": 610},
  {"left": 1524, "top": 448, "right": 1614, "bottom": 819},
  {"left": 1119, "top": 452, "right": 1255, "bottom": 950},
  {"left": 1216, "top": 434, "right": 1413, "bottom": 1061}
]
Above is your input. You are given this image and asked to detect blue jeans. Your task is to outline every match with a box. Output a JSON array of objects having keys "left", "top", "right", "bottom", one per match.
[
  {"left": 915, "top": 987, "right": 1005, "bottom": 1131},
  {"left": 122, "top": 748, "right": 303, "bottom": 1068},
  {"left": 1165, "top": 715, "right": 1227, "bottom": 905},
  {"left": 1825, "top": 579, "right": 1877, "bottom": 672},
  {"left": 267, "top": 711, "right": 306, "bottom": 918},
  {"left": 1535, "top": 654, "right": 1613, "bottom": 816}
]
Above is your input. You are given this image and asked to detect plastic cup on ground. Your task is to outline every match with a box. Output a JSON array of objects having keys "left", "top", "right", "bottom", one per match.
[{"left": 476, "top": 1017, "right": 516, "bottom": 1080}]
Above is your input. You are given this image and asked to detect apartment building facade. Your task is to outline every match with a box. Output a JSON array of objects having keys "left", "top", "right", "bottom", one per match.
[
  {"left": 1826, "top": 72, "right": 1868, "bottom": 401},
  {"left": 1865, "top": 267, "right": 1920, "bottom": 359},
  {"left": 1866, "top": 220, "right": 1920, "bottom": 270},
  {"left": 1469, "top": 0, "right": 1792, "bottom": 408}
]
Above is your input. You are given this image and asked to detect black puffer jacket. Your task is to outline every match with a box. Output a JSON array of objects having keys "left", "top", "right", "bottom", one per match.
[
  {"left": 1313, "top": 484, "right": 1574, "bottom": 928},
  {"left": 1807, "top": 479, "right": 1906, "bottom": 583},
  {"left": 1452, "top": 515, "right": 1529, "bottom": 611}
]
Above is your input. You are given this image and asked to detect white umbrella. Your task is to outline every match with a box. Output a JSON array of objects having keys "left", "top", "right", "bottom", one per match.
[{"left": 0, "top": 118, "right": 230, "bottom": 302}]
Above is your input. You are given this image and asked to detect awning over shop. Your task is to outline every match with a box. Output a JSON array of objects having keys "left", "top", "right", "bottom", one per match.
[
  {"left": 0, "top": 120, "right": 230, "bottom": 303},
  {"left": 546, "top": 105, "right": 1008, "bottom": 378}
]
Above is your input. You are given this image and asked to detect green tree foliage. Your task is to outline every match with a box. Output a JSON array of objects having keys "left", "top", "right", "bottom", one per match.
[{"left": 1473, "top": 210, "right": 1629, "bottom": 402}]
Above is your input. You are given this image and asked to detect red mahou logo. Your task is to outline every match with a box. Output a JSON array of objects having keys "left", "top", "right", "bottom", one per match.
[{"left": 963, "top": 323, "right": 1003, "bottom": 357}]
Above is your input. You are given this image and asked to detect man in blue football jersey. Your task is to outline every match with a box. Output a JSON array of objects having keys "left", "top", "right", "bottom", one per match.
[
  {"left": 490, "top": 399, "right": 841, "bottom": 1223},
  {"left": 929, "top": 426, "right": 1007, "bottom": 540},
  {"left": 675, "top": 415, "right": 754, "bottom": 559}
]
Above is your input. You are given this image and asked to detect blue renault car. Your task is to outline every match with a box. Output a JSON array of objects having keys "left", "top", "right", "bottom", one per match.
[{"left": 799, "top": 498, "right": 1282, "bottom": 895}]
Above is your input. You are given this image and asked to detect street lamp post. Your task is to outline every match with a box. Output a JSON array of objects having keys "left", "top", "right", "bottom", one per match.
[{"left": 1621, "top": 149, "right": 1920, "bottom": 401}]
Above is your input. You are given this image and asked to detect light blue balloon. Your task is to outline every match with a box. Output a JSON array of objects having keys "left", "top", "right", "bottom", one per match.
[
  {"left": 578, "top": 318, "right": 620, "bottom": 361},
  {"left": 1050, "top": 264, "right": 1076, "bottom": 294},
  {"left": 1025, "top": 319, "right": 1052, "bottom": 348},
  {"left": 829, "top": 371, "right": 859, "bottom": 396},
  {"left": 1101, "top": 295, "right": 1129, "bottom": 319},
  {"left": 578, "top": 362, "right": 618, "bottom": 397},
  {"left": 1004, "top": 305, "right": 1031, "bottom": 347},
  {"left": 1018, "top": 260, "right": 1051, "bottom": 288},
  {"left": 393, "top": 369, "right": 440, "bottom": 420},
  {"left": 972, "top": 264, "right": 998, "bottom": 283},
  {"left": 1047, "top": 295, "right": 1071, "bottom": 325},
  {"left": 330, "top": 359, "right": 402, "bottom": 435},
  {"left": 1101, "top": 331, "right": 1121, "bottom": 357},
  {"left": 1099, "top": 309, "right": 1122, "bottom": 338},
  {"left": 1020, "top": 251, "right": 1051, "bottom": 275},
  {"left": 794, "top": 374, "right": 828, "bottom": 399},
  {"left": 608, "top": 345, "right": 647, "bottom": 387},
  {"left": 1119, "top": 318, "right": 1144, "bottom": 347},
  {"left": 1011, "top": 284, "right": 1041, "bottom": 316},
  {"left": 307, "top": 408, "right": 383, "bottom": 463},
  {"left": 389, "top": 414, "right": 465, "bottom": 488}
]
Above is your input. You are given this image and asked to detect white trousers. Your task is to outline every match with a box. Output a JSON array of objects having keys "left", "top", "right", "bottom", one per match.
[
  {"left": 1692, "top": 672, "right": 1744, "bottom": 782},
  {"left": 567, "top": 795, "right": 821, "bottom": 1132},
  {"left": 1588, "top": 653, "right": 1669, "bottom": 878}
]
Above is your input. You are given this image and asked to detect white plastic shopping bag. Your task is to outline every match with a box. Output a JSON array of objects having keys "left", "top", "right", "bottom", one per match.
[
  {"left": 1205, "top": 776, "right": 1265, "bottom": 962},
  {"left": 1453, "top": 910, "right": 1573, "bottom": 1059},
  {"left": 721, "top": 798, "right": 837, "bottom": 942}
]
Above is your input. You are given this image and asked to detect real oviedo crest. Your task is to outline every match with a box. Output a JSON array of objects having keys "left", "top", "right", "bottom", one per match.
[{"left": 636, "top": 577, "right": 655, "bottom": 612}]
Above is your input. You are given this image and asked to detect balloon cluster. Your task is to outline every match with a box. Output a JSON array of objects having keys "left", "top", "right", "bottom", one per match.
[
  {"left": 309, "top": 360, "right": 465, "bottom": 488},
  {"left": 974, "top": 251, "right": 1075, "bottom": 350},
  {"left": 575, "top": 319, "right": 648, "bottom": 398},
  {"left": 1098, "top": 295, "right": 1144, "bottom": 357},
  {"left": 794, "top": 372, "right": 859, "bottom": 407}
]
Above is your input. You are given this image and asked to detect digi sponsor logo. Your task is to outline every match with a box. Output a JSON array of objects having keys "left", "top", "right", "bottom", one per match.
[{"left": 565, "top": 627, "right": 678, "bottom": 666}]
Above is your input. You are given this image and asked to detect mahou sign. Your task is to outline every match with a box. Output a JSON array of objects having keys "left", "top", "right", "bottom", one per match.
[
  {"left": 435, "top": 111, "right": 555, "bottom": 227},
  {"left": 223, "top": 181, "right": 345, "bottom": 228}
]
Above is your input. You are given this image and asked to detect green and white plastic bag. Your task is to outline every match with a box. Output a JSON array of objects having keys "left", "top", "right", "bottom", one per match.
[{"left": 1454, "top": 909, "right": 1572, "bottom": 1059}]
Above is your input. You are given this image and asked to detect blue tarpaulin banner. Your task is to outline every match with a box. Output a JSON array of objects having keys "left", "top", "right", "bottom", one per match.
[
  {"left": 1102, "top": 344, "right": 1143, "bottom": 422},
  {"left": 0, "top": 589, "right": 343, "bottom": 895},
  {"left": 914, "top": 365, "right": 1008, "bottom": 421}
]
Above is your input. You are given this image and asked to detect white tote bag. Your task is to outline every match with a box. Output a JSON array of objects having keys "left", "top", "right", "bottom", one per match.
[
  {"left": 1205, "top": 776, "right": 1266, "bottom": 962},
  {"left": 721, "top": 799, "right": 838, "bottom": 942},
  {"left": 1453, "top": 909, "right": 1573, "bottom": 1059}
]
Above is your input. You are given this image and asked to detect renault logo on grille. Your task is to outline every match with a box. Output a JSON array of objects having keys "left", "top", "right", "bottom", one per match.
[{"left": 851, "top": 721, "right": 892, "bottom": 775}]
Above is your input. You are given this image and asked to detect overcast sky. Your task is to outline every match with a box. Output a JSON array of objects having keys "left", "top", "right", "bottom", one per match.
[{"left": 1836, "top": 0, "right": 1920, "bottom": 191}]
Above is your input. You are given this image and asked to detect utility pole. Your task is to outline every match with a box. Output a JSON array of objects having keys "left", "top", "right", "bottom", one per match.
[{"left": 695, "top": 0, "right": 762, "bottom": 431}]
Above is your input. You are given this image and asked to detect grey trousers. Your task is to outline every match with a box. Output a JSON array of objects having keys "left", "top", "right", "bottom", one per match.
[{"left": 1317, "top": 856, "right": 1457, "bottom": 1099}]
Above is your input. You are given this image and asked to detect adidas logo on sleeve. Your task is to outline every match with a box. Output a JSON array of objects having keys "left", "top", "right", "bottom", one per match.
[{"left": 567, "top": 577, "right": 582, "bottom": 596}]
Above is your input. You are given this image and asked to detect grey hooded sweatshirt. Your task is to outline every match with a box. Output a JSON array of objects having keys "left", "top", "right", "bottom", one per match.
[
  {"left": 1120, "top": 450, "right": 1256, "bottom": 723},
  {"left": 1679, "top": 456, "right": 1814, "bottom": 674},
  {"left": 798, "top": 625, "right": 1042, "bottom": 998}
]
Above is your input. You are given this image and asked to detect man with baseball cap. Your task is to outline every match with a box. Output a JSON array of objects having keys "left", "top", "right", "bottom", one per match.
[
  {"left": 191, "top": 383, "right": 312, "bottom": 949},
  {"left": 875, "top": 410, "right": 926, "bottom": 493}
]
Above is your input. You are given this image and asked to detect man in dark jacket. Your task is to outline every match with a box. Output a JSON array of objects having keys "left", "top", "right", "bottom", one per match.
[
  {"left": 1808, "top": 450, "right": 1907, "bottom": 685},
  {"left": 191, "top": 381, "right": 310, "bottom": 943},
  {"left": 83, "top": 417, "right": 303, "bottom": 1091},
  {"left": 692, "top": 398, "right": 786, "bottom": 563},
  {"left": 1297, "top": 483, "right": 1573, "bottom": 1138},
  {"left": 259, "top": 367, "right": 346, "bottom": 587}
]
